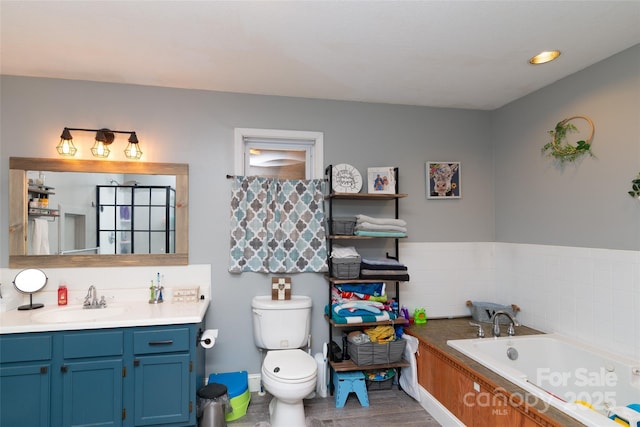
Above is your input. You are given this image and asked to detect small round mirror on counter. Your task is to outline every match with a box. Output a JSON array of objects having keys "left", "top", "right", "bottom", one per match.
[{"left": 13, "top": 268, "right": 48, "bottom": 310}]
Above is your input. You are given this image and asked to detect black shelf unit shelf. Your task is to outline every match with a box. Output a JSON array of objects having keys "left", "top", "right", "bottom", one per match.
[{"left": 324, "top": 164, "right": 409, "bottom": 394}]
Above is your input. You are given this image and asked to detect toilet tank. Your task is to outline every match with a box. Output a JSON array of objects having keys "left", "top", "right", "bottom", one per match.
[{"left": 251, "top": 295, "right": 312, "bottom": 349}]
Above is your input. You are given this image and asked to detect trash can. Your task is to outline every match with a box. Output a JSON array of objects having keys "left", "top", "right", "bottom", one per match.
[{"left": 197, "top": 382, "right": 229, "bottom": 427}]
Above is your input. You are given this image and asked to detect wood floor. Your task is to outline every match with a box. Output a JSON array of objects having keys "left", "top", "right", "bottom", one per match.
[{"left": 227, "top": 388, "right": 442, "bottom": 427}]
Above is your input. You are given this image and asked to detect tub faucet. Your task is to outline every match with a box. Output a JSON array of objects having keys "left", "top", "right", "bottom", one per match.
[{"left": 492, "top": 311, "right": 519, "bottom": 337}]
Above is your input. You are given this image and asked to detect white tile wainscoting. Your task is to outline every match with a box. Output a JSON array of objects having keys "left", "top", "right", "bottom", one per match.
[{"left": 400, "top": 242, "right": 640, "bottom": 361}]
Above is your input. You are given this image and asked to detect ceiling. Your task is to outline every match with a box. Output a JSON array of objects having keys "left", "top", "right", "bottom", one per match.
[{"left": 1, "top": 1, "right": 639, "bottom": 110}]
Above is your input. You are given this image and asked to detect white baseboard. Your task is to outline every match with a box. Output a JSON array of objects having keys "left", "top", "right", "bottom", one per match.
[{"left": 418, "top": 386, "right": 465, "bottom": 426}]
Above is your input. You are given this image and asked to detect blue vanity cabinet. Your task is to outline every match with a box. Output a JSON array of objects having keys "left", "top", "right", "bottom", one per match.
[
  {"left": 131, "top": 327, "right": 194, "bottom": 426},
  {"left": 0, "top": 323, "right": 203, "bottom": 427},
  {"left": 0, "top": 333, "right": 53, "bottom": 427},
  {"left": 58, "top": 330, "right": 125, "bottom": 427}
]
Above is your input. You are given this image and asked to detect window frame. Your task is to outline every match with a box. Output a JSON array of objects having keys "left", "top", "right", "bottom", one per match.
[{"left": 234, "top": 128, "right": 324, "bottom": 179}]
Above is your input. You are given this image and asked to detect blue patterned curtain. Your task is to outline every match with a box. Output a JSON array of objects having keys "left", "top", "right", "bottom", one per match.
[{"left": 229, "top": 176, "right": 328, "bottom": 273}]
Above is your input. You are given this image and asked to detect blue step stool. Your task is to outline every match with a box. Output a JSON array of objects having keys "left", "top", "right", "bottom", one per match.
[{"left": 333, "top": 371, "right": 369, "bottom": 408}]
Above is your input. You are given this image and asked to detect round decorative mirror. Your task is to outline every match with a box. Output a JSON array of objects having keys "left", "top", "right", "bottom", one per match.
[{"left": 13, "top": 268, "right": 48, "bottom": 310}]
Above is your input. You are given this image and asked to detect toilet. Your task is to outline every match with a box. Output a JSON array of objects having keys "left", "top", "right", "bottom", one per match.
[{"left": 251, "top": 295, "right": 317, "bottom": 427}]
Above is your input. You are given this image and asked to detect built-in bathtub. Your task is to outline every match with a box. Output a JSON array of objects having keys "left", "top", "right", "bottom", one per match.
[{"left": 447, "top": 334, "right": 640, "bottom": 427}]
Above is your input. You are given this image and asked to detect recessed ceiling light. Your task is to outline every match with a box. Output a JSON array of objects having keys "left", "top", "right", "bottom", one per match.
[{"left": 529, "top": 50, "right": 561, "bottom": 65}]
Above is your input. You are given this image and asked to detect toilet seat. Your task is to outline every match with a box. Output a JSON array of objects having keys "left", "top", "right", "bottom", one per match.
[{"left": 262, "top": 349, "right": 317, "bottom": 384}]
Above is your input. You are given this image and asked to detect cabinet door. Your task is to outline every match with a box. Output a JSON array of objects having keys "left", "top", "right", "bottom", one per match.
[
  {"left": 133, "top": 353, "right": 191, "bottom": 426},
  {"left": 61, "top": 358, "right": 123, "bottom": 427},
  {"left": 0, "top": 364, "right": 51, "bottom": 427}
]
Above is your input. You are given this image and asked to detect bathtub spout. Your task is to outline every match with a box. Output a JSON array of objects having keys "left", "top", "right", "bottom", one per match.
[{"left": 492, "top": 311, "right": 519, "bottom": 337}]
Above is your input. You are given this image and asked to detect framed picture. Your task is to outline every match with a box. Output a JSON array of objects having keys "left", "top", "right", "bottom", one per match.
[
  {"left": 367, "top": 167, "right": 396, "bottom": 194},
  {"left": 427, "top": 162, "right": 461, "bottom": 199}
]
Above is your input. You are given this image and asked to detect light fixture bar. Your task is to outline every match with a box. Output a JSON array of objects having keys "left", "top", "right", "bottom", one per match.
[{"left": 56, "top": 127, "right": 143, "bottom": 159}]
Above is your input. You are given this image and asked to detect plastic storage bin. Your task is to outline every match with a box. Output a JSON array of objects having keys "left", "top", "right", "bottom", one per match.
[
  {"left": 364, "top": 368, "right": 396, "bottom": 391},
  {"left": 208, "top": 371, "right": 250, "bottom": 422},
  {"left": 466, "top": 300, "right": 520, "bottom": 324}
]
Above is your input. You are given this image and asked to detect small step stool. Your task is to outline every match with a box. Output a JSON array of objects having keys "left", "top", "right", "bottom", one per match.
[{"left": 333, "top": 371, "right": 369, "bottom": 408}]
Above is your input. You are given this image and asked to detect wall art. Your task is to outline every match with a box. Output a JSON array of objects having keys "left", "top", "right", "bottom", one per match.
[{"left": 427, "top": 162, "right": 461, "bottom": 199}]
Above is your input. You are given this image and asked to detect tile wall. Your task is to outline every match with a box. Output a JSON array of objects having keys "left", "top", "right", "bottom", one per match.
[{"left": 400, "top": 242, "right": 640, "bottom": 360}]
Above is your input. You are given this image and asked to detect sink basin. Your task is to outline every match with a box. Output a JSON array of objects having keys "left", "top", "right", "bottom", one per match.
[{"left": 31, "top": 304, "right": 127, "bottom": 323}]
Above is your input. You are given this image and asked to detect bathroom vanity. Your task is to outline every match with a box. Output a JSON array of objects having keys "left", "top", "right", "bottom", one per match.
[{"left": 0, "top": 299, "right": 209, "bottom": 427}]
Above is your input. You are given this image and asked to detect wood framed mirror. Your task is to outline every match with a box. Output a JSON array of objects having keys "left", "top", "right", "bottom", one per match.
[{"left": 9, "top": 157, "right": 188, "bottom": 268}]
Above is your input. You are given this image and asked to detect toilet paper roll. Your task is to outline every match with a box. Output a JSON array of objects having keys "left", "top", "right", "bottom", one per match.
[{"left": 200, "top": 329, "right": 218, "bottom": 349}]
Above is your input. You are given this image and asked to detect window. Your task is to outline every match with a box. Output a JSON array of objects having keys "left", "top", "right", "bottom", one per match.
[{"left": 234, "top": 128, "right": 324, "bottom": 179}]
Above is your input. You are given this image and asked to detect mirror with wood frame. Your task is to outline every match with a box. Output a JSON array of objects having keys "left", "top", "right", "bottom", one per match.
[{"left": 9, "top": 157, "right": 188, "bottom": 268}]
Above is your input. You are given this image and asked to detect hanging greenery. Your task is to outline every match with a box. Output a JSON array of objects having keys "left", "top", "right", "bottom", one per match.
[
  {"left": 629, "top": 172, "right": 640, "bottom": 199},
  {"left": 542, "top": 115, "right": 595, "bottom": 163}
]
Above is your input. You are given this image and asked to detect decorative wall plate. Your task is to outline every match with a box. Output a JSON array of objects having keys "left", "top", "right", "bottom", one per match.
[{"left": 332, "top": 163, "right": 362, "bottom": 193}]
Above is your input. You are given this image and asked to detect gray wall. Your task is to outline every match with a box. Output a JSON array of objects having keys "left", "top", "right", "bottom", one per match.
[
  {"left": 493, "top": 44, "right": 640, "bottom": 250},
  {"left": 0, "top": 75, "right": 493, "bottom": 374},
  {"left": 1, "top": 44, "right": 638, "bottom": 374}
]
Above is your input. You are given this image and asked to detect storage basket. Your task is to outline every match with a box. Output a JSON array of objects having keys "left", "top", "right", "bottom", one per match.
[
  {"left": 348, "top": 339, "right": 406, "bottom": 366},
  {"left": 364, "top": 369, "right": 396, "bottom": 391},
  {"left": 331, "top": 217, "right": 357, "bottom": 235},
  {"left": 466, "top": 300, "right": 520, "bottom": 324},
  {"left": 331, "top": 256, "right": 361, "bottom": 279}
]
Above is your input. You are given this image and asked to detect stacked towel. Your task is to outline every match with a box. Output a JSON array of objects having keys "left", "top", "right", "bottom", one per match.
[
  {"left": 331, "top": 245, "right": 360, "bottom": 259},
  {"left": 360, "top": 257, "right": 410, "bottom": 281},
  {"left": 354, "top": 214, "right": 407, "bottom": 237},
  {"left": 327, "top": 282, "right": 397, "bottom": 324}
]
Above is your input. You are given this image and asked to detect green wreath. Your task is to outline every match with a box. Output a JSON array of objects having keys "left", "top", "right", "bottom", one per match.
[
  {"left": 629, "top": 172, "right": 640, "bottom": 199},
  {"left": 542, "top": 115, "right": 595, "bottom": 163}
]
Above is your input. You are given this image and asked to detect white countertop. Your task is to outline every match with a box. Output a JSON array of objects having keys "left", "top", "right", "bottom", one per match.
[{"left": 0, "top": 298, "right": 210, "bottom": 334}]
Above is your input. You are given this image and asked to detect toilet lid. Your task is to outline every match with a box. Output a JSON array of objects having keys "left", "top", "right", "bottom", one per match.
[{"left": 263, "top": 349, "right": 317, "bottom": 383}]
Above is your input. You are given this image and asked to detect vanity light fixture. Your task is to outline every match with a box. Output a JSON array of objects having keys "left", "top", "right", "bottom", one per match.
[
  {"left": 56, "top": 127, "right": 143, "bottom": 159},
  {"left": 529, "top": 50, "right": 561, "bottom": 65}
]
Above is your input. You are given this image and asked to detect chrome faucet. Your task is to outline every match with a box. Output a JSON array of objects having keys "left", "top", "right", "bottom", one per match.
[
  {"left": 83, "top": 285, "right": 106, "bottom": 309},
  {"left": 492, "top": 310, "right": 519, "bottom": 337}
]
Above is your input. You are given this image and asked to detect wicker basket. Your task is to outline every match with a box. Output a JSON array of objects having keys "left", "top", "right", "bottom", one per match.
[
  {"left": 348, "top": 339, "right": 406, "bottom": 366},
  {"left": 466, "top": 300, "right": 520, "bottom": 324},
  {"left": 331, "top": 256, "right": 361, "bottom": 279},
  {"left": 331, "top": 217, "right": 357, "bottom": 235}
]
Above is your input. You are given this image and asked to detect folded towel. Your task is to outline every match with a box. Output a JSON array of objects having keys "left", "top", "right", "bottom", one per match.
[
  {"left": 361, "top": 269, "right": 409, "bottom": 276},
  {"left": 360, "top": 271, "right": 410, "bottom": 281},
  {"left": 361, "top": 261, "right": 407, "bottom": 271},
  {"left": 326, "top": 305, "right": 397, "bottom": 324},
  {"left": 336, "top": 301, "right": 384, "bottom": 314},
  {"left": 331, "top": 245, "right": 360, "bottom": 258},
  {"left": 362, "top": 257, "right": 405, "bottom": 266},
  {"left": 356, "top": 214, "right": 407, "bottom": 227},
  {"left": 355, "top": 222, "right": 407, "bottom": 233},
  {"left": 354, "top": 230, "right": 406, "bottom": 237},
  {"left": 335, "top": 282, "right": 386, "bottom": 296}
]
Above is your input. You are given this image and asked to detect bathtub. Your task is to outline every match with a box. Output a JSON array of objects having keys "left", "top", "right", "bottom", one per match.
[{"left": 447, "top": 334, "right": 640, "bottom": 427}]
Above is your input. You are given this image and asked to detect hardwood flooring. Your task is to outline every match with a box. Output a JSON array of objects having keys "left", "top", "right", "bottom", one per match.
[{"left": 227, "top": 388, "right": 441, "bottom": 427}]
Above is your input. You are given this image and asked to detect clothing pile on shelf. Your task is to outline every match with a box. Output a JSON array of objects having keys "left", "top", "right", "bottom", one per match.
[
  {"left": 354, "top": 214, "right": 407, "bottom": 237},
  {"left": 326, "top": 283, "right": 398, "bottom": 324},
  {"left": 360, "top": 257, "right": 410, "bottom": 281}
]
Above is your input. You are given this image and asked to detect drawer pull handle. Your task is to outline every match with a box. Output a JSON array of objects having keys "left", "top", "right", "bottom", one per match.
[{"left": 148, "top": 340, "right": 174, "bottom": 346}]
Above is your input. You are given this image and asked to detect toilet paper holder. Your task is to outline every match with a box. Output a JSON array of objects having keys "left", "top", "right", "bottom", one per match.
[{"left": 198, "top": 328, "right": 219, "bottom": 348}]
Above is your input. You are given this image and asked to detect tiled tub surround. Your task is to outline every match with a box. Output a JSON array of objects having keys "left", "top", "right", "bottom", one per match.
[{"left": 400, "top": 242, "right": 640, "bottom": 361}]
